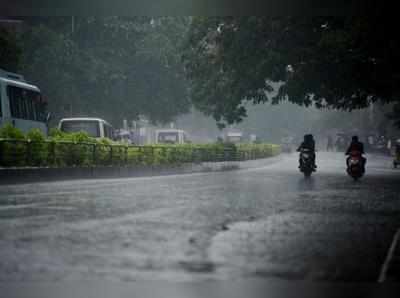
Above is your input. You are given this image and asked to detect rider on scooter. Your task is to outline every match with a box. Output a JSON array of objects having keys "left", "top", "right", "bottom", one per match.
[
  {"left": 345, "top": 136, "right": 366, "bottom": 173},
  {"left": 297, "top": 134, "right": 316, "bottom": 170}
]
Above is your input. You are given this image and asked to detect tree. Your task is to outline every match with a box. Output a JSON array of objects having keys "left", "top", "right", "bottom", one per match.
[
  {"left": 0, "top": 27, "right": 20, "bottom": 72},
  {"left": 184, "top": 16, "right": 400, "bottom": 127},
  {"left": 17, "top": 17, "right": 191, "bottom": 126}
]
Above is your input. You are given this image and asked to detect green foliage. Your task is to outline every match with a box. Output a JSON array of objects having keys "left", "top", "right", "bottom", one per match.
[
  {"left": 237, "top": 143, "right": 281, "bottom": 160},
  {"left": 48, "top": 127, "right": 63, "bottom": 138},
  {"left": 0, "top": 124, "right": 26, "bottom": 167},
  {"left": 184, "top": 15, "right": 400, "bottom": 126},
  {"left": 0, "top": 125, "right": 280, "bottom": 168},
  {"left": 0, "top": 123, "right": 26, "bottom": 139},
  {"left": 0, "top": 28, "right": 20, "bottom": 72},
  {"left": 16, "top": 17, "right": 191, "bottom": 126},
  {"left": 26, "top": 129, "right": 47, "bottom": 166},
  {"left": 26, "top": 128, "right": 45, "bottom": 142}
]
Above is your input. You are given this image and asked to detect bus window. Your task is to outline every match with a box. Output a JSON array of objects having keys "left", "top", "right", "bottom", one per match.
[
  {"left": 7, "top": 86, "right": 45, "bottom": 122},
  {"left": 158, "top": 132, "right": 179, "bottom": 144},
  {"left": 0, "top": 88, "right": 2, "bottom": 117}
]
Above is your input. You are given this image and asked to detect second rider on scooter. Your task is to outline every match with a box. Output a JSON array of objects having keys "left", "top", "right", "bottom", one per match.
[{"left": 345, "top": 136, "right": 366, "bottom": 173}]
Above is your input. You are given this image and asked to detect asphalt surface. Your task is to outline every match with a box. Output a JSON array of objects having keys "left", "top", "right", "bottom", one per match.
[{"left": 1, "top": 152, "right": 400, "bottom": 282}]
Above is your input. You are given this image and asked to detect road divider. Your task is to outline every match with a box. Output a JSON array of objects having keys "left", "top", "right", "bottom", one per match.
[
  {"left": 0, "top": 138, "right": 280, "bottom": 168},
  {"left": 0, "top": 129, "right": 281, "bottom": 184}
]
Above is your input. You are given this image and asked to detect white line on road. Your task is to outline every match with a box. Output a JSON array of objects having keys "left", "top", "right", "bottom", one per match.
[{"left": 378, "top": 228, "right": 400, "bottom": 283}]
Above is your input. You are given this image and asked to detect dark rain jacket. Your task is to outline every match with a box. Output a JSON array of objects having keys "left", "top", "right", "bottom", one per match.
[
  {"left": 346, "top": 141, "right": 365, "bottom": 155},
  {"left": 297, "top": 140, "right": 315, "bottom": 152}
]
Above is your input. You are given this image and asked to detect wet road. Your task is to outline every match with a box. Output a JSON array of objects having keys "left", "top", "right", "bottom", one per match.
[{"left": 1, "top": 152, "right": 400, "bottom": 282}]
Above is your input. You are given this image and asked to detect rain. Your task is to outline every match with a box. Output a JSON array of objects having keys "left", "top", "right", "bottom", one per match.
[{"left": 1, "top": 14, "right": 400, "bottom": 298}]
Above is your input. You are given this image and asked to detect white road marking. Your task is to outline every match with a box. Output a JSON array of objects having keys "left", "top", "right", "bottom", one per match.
[{"left": 378, "top": 228, "right": 400, "bottom": 282}]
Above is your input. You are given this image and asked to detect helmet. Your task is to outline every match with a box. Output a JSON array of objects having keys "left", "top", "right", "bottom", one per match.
[{"left": 304, "top": 134, "right": 313, "bottom": 141}]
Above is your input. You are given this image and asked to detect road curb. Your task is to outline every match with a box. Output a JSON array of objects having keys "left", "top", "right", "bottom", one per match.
[{"left": 0, "top": 156, "right": 282, "bottom": 185}]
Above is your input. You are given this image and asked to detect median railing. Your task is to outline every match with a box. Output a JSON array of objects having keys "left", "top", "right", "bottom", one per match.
[{"left": 0, "top": 138, "right": 281, "bottom": 168}]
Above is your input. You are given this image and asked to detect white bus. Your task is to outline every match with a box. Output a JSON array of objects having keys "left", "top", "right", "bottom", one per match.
[
  {"left": 0, "top": 69, "right": 49, "bottom": 134},
  {"left": 58, "top": 117, "right": 114, "bottom": 140},
  {"left": 155, "top": 129, "right": 190, "bottom": 144}
]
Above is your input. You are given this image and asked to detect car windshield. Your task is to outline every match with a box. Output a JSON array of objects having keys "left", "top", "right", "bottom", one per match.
[
  {"left": 60, "top": 120, "right": 100, "bottom": 137},
  {"left": 158, "top": 132, "right": 179, "bottom": 143}
]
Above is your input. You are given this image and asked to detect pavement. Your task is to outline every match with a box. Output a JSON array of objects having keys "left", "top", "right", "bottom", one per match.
[{"left": 0, "top": 152, "right": 400, "bottom": 283}]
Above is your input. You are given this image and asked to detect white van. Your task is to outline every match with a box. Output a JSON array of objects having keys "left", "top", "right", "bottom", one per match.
[
  {"left": 59, "top": 117, "right": 114, "bottom": 139},
  {"left": 0, "top": 69, "right": 49, "bottom": 134},
  {"left": 225, "top": 132, "right": 243, "bottom": 143},
  {"left": 155, "top": 129, "right": 189, "bottom": 144}
]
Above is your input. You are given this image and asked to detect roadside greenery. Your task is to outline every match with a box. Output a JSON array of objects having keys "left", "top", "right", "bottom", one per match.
[
  {"left": 15, "top": 17, "right": 191, "bottom": 126},
  {"left": 0, "top": 125, "right": 280, "bottom": 168},
  {"left": 183, "top": 14, "right": 400, "bottom": 127}
]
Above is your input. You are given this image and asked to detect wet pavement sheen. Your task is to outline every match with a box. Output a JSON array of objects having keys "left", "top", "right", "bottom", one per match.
[{"left": 0, "top": 152, "right": 400, "bottom": 282}]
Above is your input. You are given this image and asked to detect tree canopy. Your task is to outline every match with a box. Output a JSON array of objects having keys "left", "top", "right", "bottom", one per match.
[
  {"left": 15, "top": 17, "right": 191, "bottom": 126},
  {"left": 0, "top": 27, "right": 20, "bottom": 72},
  {"left": 184, "top": 16, "right": 400, "bottom": 127}
]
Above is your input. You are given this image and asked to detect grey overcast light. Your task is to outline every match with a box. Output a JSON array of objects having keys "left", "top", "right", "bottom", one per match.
[{"left": 1, "top": 8, "right": 400, "bottom": 298}]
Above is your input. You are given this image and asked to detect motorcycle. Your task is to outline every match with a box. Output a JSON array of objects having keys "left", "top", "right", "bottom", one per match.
[
  {"left": 299, "top": 148, "right": 315, "bottom": 177},
  {"left": 346, "top": 151, "right": 364, "bottom": 181}
]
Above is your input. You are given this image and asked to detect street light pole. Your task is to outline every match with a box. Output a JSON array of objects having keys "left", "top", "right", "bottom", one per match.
[{"left": 71, "top": 16, "right": 75, "bottom": 34}]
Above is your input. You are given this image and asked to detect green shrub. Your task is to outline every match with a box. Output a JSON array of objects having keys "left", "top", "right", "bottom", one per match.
[
  {"left": 26, "top": 129, "right": 47, "bottom": 166},
  {"left": 48, "top": 127, "right": 63, "bottom": 138},
  {"left": 1, "top": 125, "right": 281, "bottom": 168},
  {"left": 49, "top": 131, "right": 94, "bottom": 167},
  {"left": 0, "top": 123, "right": 25, "bottom": 139},
  {"left": 0, "top": 124, "right": 26, "bottom": 167}
]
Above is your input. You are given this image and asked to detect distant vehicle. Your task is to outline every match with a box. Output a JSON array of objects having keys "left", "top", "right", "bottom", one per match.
[
  {"left": 281, "top": 136, "right": 294, "bottom": 153},
  {"left": 224, "top": 131, "right": 243, "bottom": 143},
  {"left": 155, "top": 129, "right": 189, "bottom": 144},
  {"left": 59, "top": 117, "right": 114, "bottom": 139},
  {"left": 115, "top": 129, "right": 133, "bottom": 144},
  {"left": 249, "top": 134, "right": 257, "bottom": 143},
  {"left": 0, "top": 69, "right": 49, "bottom": 134}
]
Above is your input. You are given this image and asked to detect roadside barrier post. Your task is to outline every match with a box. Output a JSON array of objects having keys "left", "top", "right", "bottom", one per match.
[
  {"left": 0, "top": 140, "right": 3, "bottom": 166},
  {"left": 26, "top": 140, "right": 31, "bottom": 166},
  {"left": 109, "top": 145, "right": 113, "bottom": 165},
  {"left": 125, "top": 146, "right": 128, "bottom": 165},
  {"left": 92, "top": 144, "right": 97, "bottom": 164}
]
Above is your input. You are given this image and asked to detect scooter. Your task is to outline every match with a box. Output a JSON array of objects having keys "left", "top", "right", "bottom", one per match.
[
  {"left": 299, "top": 148, "right": 315, "bottom": 178},
  {"left": 346, "top": 151, "right": 364, "bottom": 181}
]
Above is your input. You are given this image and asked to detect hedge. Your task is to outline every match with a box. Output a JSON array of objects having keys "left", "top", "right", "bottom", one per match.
[{"left": 0, "top": 125, "right": 280, "bottom": 168}]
